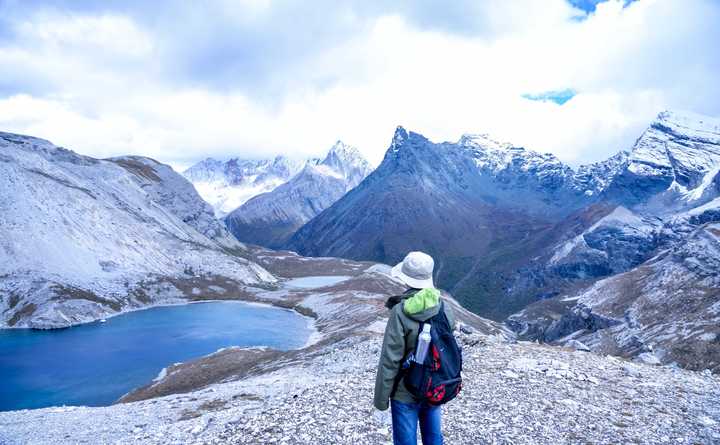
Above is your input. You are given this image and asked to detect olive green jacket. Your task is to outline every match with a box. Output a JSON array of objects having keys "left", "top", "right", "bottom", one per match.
[{"left": 373, "top": 288, "right": 456, "bottom": 410}]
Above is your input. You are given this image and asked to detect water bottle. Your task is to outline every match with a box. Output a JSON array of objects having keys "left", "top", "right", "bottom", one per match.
[{"left": 414, "top": 324, "right": 432, "bottom": 364}]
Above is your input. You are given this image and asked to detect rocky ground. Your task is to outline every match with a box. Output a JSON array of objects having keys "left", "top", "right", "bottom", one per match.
[
  {"left": 2, "top": 328, "right": 718, "bottom": 445},
  {"left": 204, "top": 334, "right": 720, "bottom": 445},
  {"left": 1, "top": 253, "right": 718, "bottom": 444}
]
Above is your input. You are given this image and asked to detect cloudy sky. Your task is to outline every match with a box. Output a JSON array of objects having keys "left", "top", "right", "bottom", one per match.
[{"left": 0, "top": 0, "right": 718, "bottom": 170}]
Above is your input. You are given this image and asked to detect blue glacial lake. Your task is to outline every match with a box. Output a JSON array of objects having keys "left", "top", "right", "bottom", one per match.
[
  {"left": 0, "top": 301, "right": 312, "bottom": 412},
  {"left": 285, "top": 275, "right": 350, "bottom": 289}
]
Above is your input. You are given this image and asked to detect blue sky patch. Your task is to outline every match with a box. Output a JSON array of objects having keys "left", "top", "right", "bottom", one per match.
[
  {"left": 522, "top": 89, "right": 577, "bottom": 105},
  {"left": 568, "top": 0, "right": 638, "bottom": 14}
]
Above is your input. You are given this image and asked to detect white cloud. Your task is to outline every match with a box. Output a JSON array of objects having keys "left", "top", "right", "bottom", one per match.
[
  {"left": 15, "top": 13, "right": 153, "bottom": 57},
  {"left": 0, "top": 0, "right": 718, "bottom": 169}
]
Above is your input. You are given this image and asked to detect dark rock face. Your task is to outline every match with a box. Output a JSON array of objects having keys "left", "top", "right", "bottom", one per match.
[
  {"left": 689, "top": 208, "right": 720, "bottom": 225},
  {"left": 603, "top": 162, "right": 675, "bottom": 206},
  {"left": 541, "top": 304, "right": 623, "bottom": 342},
  {"left": 509, "top": 216, "right": 720, "bottom": 372}
]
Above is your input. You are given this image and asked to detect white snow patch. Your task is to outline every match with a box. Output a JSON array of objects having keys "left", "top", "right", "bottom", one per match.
[
  {"left": 550, "top": 235, "right": 586, "bottom": 265},
  {"left": 698, "top": 332, "right": 717, "bottom": 342},
  {"left": 153, "top": 367, "right": 168, "bottom": 383},
  {"left": 588, "top": 206, "right": 644, "bottom": 232}
]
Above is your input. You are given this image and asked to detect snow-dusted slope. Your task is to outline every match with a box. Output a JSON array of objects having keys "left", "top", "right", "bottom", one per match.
[
  {"left": 511, "top": 220, "right": 720, "bottom": 373},
  {"left": 503, "top": 111, "right": 720, "bottom": 370},
  {"left": 224, "top": 141, "right": 372, "bottom": 248},
  {"left": 0, "top": 132, "right": 274, "bottom": 329},
  {"left": 183, "top": 156, "right": 307, "bottom": 217},
  {"left": 606, "top": 110, "right": 720, "bottom": 207}
]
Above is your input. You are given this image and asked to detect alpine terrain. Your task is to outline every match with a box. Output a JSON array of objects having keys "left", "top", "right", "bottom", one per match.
[
  {"left": 0, "top": 123, "right": 718, "bottom": 445},
  {"left": 2, "top": 263, "right": 718, "bottom": 444},
  {"left": 224, "top": 141, "right": 372, "bottom": 248},
  {"left": 287, "top": 111, "right": 720, "bottom": 372},
  {"left": 0, "top": 132, "right": 274, "bottom": 329}
]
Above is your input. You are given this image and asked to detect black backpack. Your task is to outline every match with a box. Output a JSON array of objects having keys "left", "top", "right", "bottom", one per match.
[{"left": 398, "top": 302, "right": 463, "bottom": 405}]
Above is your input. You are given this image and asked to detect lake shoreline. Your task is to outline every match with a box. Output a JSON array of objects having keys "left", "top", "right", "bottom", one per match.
[
  {"left": 0, "top": 297, "right": 320, "bottom": 413},
  {"left": 0, "top": 279, "right": 329, "bottom": 333}
]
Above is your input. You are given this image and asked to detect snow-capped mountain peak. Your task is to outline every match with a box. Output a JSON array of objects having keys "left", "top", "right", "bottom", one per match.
[
  {"left": 325, "top": 140, "right": 357, "bottom": 158},
  {"left": 320, "top": 140, "right": 372, "bottom": 185},
  {"left": 184, "top": 140, "right": 372, "bottom": 218},
  {"left": 223, "top": 141, "right": 373, "bottom": 248},
  {"left": 183, "top": 156, "right": 306, "bottom": 217}
]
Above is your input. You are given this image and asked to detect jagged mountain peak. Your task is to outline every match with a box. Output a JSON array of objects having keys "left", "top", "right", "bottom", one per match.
[
  {"left": 183, "top": 154, "right": 307, "bottom": 217},
  {"left": 323, "top": 140, "right": 362, "bottom": 165},
  {"left": 320, "top": 140, "right": 371, "bottom": 182},
  {"left": 326, "top": 140, "right": 357, "bottom": 157},
  {"left": 392, "top": 125, "right": 408, "bottom": 145},
  {"left": 386, "top": 126, "right": 434, "bottom": 155},
  {"left": 270, "top": 154, "right": 299, "bottom": 167}
]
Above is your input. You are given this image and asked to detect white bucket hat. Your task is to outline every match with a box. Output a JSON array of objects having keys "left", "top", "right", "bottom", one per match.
[{"left": 391, "top": 251, "right": 434, "bottom": 289}]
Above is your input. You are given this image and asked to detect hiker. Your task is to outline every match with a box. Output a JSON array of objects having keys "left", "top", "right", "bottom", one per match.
[{"left": 373, "top": 251, "right": 462, "bottom": 445}]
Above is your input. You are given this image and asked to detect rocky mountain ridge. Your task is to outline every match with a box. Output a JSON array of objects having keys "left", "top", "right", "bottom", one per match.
[
  {"left": 286, "top": 124, "right": 612, "bottom": 318},
  {"left": 183, "top": 155, "right": 306, "bottom": 217},
  {"left": 506, "top": 111, "right": 720, "bottom": 372},
  {"left": 183, "top": 141, "right": 372, "bottom": 220},
  {"left": 286, "top": 110, "right": 720, "bottom": 372}
]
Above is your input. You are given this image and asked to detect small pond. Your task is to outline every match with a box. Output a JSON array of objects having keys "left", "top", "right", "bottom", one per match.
[{"left": 284, "top": 275, "right": 351, "bottom": 289}]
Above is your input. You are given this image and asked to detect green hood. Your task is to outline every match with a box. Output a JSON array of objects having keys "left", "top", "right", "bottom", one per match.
[{"left": 403, "top": 288, "right": 441, "bottom": 322}]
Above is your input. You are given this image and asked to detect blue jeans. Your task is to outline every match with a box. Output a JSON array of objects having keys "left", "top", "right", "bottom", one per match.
[{"left": 391, "top": 399, "right": 443, "bottom": 445}]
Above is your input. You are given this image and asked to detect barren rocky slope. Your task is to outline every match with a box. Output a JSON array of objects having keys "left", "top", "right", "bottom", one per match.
[
  {"left": 507, "top": 112, "right": 720, "bottom": 372},
  {"left": 509, "top": 220, "right": 720, "bottom": 374},
  {"left": 0, "top": 132, "right": 273, "bottom": 329}
]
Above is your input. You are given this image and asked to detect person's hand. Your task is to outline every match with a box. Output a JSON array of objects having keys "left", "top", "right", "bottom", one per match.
[{"left": 373, "top": 408, "right": 391, "bottom": 426}]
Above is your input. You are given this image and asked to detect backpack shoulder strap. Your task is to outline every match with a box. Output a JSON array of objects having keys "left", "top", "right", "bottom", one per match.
[
  {"left": 390, "top": 313, "right": 426, "bottom": 398},
  {"left": 385, "top": 289, "right": 417, "bottom": 309},
  {"left": 432, "top": 301, "right": 451, "bottom": 328}
]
